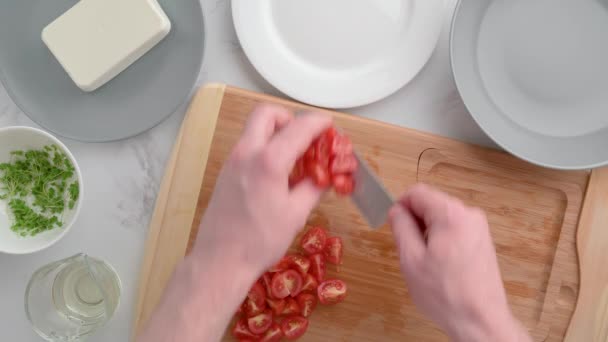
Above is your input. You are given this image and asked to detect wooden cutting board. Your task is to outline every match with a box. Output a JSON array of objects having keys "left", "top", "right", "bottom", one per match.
[{"left": 132, "top": 84, "right": 608, "bottom": 341}]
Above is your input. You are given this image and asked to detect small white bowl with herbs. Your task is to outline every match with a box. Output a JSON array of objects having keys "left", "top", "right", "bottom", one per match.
[{"left": 0, "top": 126, "right": 82, "bottom": 254}]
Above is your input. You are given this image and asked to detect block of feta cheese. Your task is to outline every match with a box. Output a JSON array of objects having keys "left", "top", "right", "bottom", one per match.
[{"left": 42, "top": 0, "right": 171, "bottom": 92}]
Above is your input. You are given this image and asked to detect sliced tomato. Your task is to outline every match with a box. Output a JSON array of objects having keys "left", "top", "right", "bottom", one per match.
[
  {"left": 286, "top": 254, "right": 310, "bottom": 276},
  {"left": 280, "top": 316, "right": 309, "bottom": 340},
  {"left": 260, "top": 323, "right": 284, "bottom": 342},
  {"left": 247, "top": 281, "right": 266, "bottom": 308},
  {"left": 266, "top": 298, "right": 285, "bottom": 316},
  {"left": 270, "top": 271, "right": 290, "bottom": 299},
  {"left": 307, "top": 162, "right": 331, "bottom": 188},
  {"left": 261, "top": 273, "right": 274, "bottom": 299},
  {"left": 296, "top": 293, "right": 317, "bottom": 318},
  {"left": 330, "top": 154, "right": 358, "bottom": 174},
  {"left": 271, "top": 270, "right": 303, "bottom": 299},
  {"left": 330, "top": 134, "right": 353, "bottom": 156},
  {"left": 300, "top": 273, "right": 319, "bottom": 293},
  {"left": 247, "top": 309, "right": 273, "bottom": 334},
  {"left": 268, "top": 257, "right": 291, "bottom": 273},
  {"left": 281, "top": 297, "right": 301, "bottom": 316},
  {"left": 318, "top": 279, "right": 348, "bottom": 305},
  {"left": 332, "top": 174, "right": 355, "bottom": 196},
  {"left": 309, "top": 253, "right": 326, "bottom": 283},
  {"left": 243, "top": 295, "right": 266, "bottom": 317},
  {"left": 301, "top": 227, "right": 328, "bottom": 255},
  {"left": 324, "top": 236, "right": 344, "bottom": 265},
  {"left": 314, "top": 134, "right": 333, "bottom": 168},
  {"left": 232, "top": 318, "right": 259, "bottom": 340},
  {"left": 289, "top": 157, "right": 306, "bottom": 186}
]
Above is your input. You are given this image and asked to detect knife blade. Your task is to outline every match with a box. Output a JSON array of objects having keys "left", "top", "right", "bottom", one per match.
[{"left": 351, "top": 152, "right": 394, "bottom": 229}]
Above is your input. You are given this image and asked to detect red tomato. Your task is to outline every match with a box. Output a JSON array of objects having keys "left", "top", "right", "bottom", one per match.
[
  {"left": 261, "top": 273, "right": 274, "bottom": 299},
  {"left": 247, "top": 281, "right": 266, "bottom": 308},
  {"left": 259, "top": 323, "right": 283, "bottom": 342},
  {"left": 281, "top": 298, "right": 301, "bottom": 316},
  {"left": 314, "top": 134, "right": 333, "bottom": 168},
  {"left": 280, "top": 316, "right": 309, "bottom": 340},
  {"left": 296, "top": 293, "right": 317, "bottom": 317},
  {"left": 332, "top": 174, "right": 355, "bottom": 195},
  {"left": 300, "top": 273, "right": 319, "bottom": 293},
  {"left": 300, "top": 227, "right": 328, "bottom": 255},
  {"left": 331, "top": 135, "right": 353, "bottom": 156},
  {"left": 286, "top": 254, "right": 310, "bottom": 276},
  {"left": 289, "top": 158, "right": 306, "bottom": 186},
  {"left": 309, "top": 253, "right": 326, "bottom": 283},
  {"left": 330, "top": 154, "right": 358, "bottom": 174},
  {"left": 271, "top": 270, "right": 303, "bottom": 299},
  {"left": 243, "top": 295, "right": 266, "bottom": 317},
  {"left": 268, "top": 257, "right": 291, "bottom": 273},
  {"left": 270, "top": 272, "right": 290, "bottom": 299},
  {"left": 318, "top": 279, "right": 348, "bottom": 305},
  {"left": 324, "top": 236, "right": 343, "bottom": 264},
  {"left": 266, "top": 298, "right": 285, "bottom": 316},
  {"left": 247, "top": 309, "right": 273, "bottom": 334},
  {"left": 307, "top": 162, "right": 331, "bottom": 188},
  {"left": 232, "top": 318, "right": 259, "bottom": 339}
]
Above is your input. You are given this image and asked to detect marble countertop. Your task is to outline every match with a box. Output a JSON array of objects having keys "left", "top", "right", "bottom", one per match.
[{"left": 0, "top": 0, "right": 494, "bottom": 340}]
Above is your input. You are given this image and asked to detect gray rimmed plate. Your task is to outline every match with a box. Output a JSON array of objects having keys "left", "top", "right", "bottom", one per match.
[
  {"left": 451, "top": 0, "right": 608, "bottom": 170},
  {"left": 0, "top": 0, "right": 204, "bottom": 142}
]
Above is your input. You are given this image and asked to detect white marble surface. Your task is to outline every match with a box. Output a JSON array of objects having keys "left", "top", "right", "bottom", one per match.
[{"left": 0, "top": 0, "right": 495, "bottom": 341}]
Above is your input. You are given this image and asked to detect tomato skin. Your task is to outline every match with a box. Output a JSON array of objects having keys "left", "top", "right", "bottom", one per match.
[
  {"left": 307, "top": 162, "right": 331, "bottom": 188},
  {"left": 286, "top": 254, "right": 310, "bottom": 276},
  {"left": 330, "top": 154, "right": 358, "bottom": 174},
  {"left": 301, "top": 227, "right": 328, "bottom": 255},
  {"left": 318, "top": 279, "right": 348, "bottom": 305},
  {"left": 247, "top": 309, "right": 273, "bottom": 334},
  {"left": 300, "top": 273, "right": 319, "bottom": 293},
  {"left": 309, "top": 253, "right": 326, "bottom": 283},
  {"left": 281, "top": 297, "right": 301, "bottom": 316},
  {"left": 296, "top": 293, "right": 317, "bottom": 317},
  {"left": 247, "top": 281, "right": 266, "bottom": 308},
  {"left": 266, "top": 298, "right": 286, "bottom": 316},
  {"left": 232, "top": 318, "right": 259, "bottom": 340},
  {"left": 324, "top": 236, "right": 344, "bottom": 265},
  {"left": 268, "top": 257, "right": 291, "bottom": 273},
  {"left": 261, "top": 273, "right": 274, "bottom": 299},
  {"left": 332, "top": 174, "right": 355, "bottom": 196},
  {"left": 280, "top": 316, "right": 309, "bottom": 340},
  {"left": 260, "top": 323, "right": 284, "bottom": 342}
]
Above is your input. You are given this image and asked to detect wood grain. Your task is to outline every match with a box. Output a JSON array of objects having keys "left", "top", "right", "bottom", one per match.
[{"left": 133, "top": 84, "right": 597, "bottom": 341}]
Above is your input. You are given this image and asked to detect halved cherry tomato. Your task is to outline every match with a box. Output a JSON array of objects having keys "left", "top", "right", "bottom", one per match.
[
  {"left": 268, "top": 257, "right": 291, "bottom": 273},
  {"left": 318, "top": 279, "right": 348, "bottom": 305},
  {"left": 296, "top": 293, "right": 317, "bottom": 317},
  {"left": 330, "top": 154, "right": 358, "bottom": 174},
  {"left": 281, "top": 297, "right": 301, "bottom": 316},
  {"left": 286, "top": 254, "right": 310, "bottom": 276},
  {"left": 247, "top": 309, "right": 273, "bottom": 334},
  {"left": 307, "top": 162, "right": 331, "bottom": 188},
  {"left": 280, "top": 316, "right": 309, "bottom": 340},
  {"left": 261, "top": 273, "right": 274, "bottom": 299},
  {"left": 324, "top": 236, "right": 343, "bottom": 264},
  {"left": 330, "top": 135, "right": 353, "bottom": 156},
  {"left": 301, "top": 227, "right": 328, "bottom": 255},
  {"left": 260, "top": 323, "right": 284, "bottom": 342},
  {"left": 243, "top": 295, "right": 266, "bottom": 317},
  {"left": 266, "top": 298, "right": 285, "bottom": 316},
  {"left": 271, "top": 270, "right": 303, "bottom": 299},
  {"left": 309, "top": 253, "right": 326, "bottom": 282},
  {"left": 300, "top": 273, "right": 319, "bottom": 293},
  {"left": 232, "top": 318, "right": 259, "bottom": 340},
  {"left": 247, "top": 281, "right": 266, "bottom": 308},
  {"left": 332, "top": 174, "right": 355, "bottom": 195}
]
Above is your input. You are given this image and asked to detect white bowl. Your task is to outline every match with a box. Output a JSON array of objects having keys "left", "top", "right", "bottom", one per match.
[{"left": 0, "top": 126, "right": 83, "bottom": 254}]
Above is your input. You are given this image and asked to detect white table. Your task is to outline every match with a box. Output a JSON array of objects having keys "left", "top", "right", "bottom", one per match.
[{"left": 0, "top": 0, "right": 494, "bottom": 340}]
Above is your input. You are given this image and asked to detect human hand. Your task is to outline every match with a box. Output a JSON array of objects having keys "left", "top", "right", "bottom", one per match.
[
  {"left": 389, "top": 184, "right": 531, "bottom": 342},
  {"left": 193, "top": 104, "right": 332, "bottom": 278}
]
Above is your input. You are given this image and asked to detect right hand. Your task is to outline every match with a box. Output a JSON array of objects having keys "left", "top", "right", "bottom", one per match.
[{"left": 389, "top": 184, "right": 532, "bottom": 342}]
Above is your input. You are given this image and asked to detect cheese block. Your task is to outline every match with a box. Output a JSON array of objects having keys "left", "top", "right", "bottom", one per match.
[{"left": 42, "top": 0, "right": 171, "bottom": 92}]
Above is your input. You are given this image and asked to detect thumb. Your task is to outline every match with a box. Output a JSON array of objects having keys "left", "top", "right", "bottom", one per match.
[{"left": 389, "top": 204, "right": 426, "bottom": 269}]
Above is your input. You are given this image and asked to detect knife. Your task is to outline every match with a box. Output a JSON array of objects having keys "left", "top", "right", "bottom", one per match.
[{"left": 351, "top": 152, "right": 394, "bottom": 229}]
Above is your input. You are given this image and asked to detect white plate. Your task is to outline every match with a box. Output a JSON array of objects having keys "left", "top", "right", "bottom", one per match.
[{"left": 233, "top": 0, "right": 445, "bottom": 108}]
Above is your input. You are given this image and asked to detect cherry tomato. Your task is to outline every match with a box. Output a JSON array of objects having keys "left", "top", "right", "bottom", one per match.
[
  {"left": 324, "top": 236, "right": 343, "bottom": 265},
  {"left": 307, "top": 162, "right": 331, "bottom": 188},
  {"left": 289, "top": 158, "right": 306, "bottom": 186},
  {"left": 301, "top": 227, "right": 328, "bottom": 255},
  {"left": 309, "top": 253, "right": 326, "bottom": 283},
  {"left": 266, "top": 298, "right": 286, "bottom": 316},
  {"left": 243, "top": 295, "right": 266, "bottom": 317},
  {"left": 314, "top": 134, "right": 333, "bottom": 168},
  {"left": 247, "top": 281, "right": 266, "bottom": 308},
  {"left": 330, "top": 135, "right": 353, "bottom": 156},
  {"left": 330, "top": 154, "right": 358, "bottom": 174},
  {"left": 261, "top": 273, "right": 274, "bottom": 299},
  {"left": 247, "top": 309, "right": 273, "bottom": 334},
  {"left": 268, "top": 257, "right": 291, "bottom": 273},
  {"left": 271, "top": 270, "right": 303, "bottom": 299},
  {"left": 300, "top": 273, "right": 319, "bottom": 293},
  {"left": 232, "top": 318, "right": 259, "bottom": 340},
  {"left": 280, "top": 316, "right": 309, "bottom": 340},
  {"left": 286, "top": 254, "right": 310, "bottom": 276},
  {"left": 259, "top": 323, "right": 284, "bottom": 342},
  {"left": 281, "top": 297, "right": 301, "bottom": 316},
  {"left": 332, "top": 174, "right": 355, "bottom": 195},
  {"left": 296, "top": 293, "right": 317, "bottom": 318},
  {"left": 318, "top": 279, "right": 348, "bottom": 305}
]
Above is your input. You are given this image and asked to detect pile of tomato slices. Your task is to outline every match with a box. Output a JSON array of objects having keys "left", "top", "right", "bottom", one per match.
[
  {"left": 289, "top": 127, "right": 358, "bottom": 196},
  {"left": 232, "top": 226, "right": 348, "bottom": 341}
]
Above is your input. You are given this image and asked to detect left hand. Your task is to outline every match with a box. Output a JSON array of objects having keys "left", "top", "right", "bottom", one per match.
[{"left": 193, "top": 104, "right": 332, "bottom": 278}]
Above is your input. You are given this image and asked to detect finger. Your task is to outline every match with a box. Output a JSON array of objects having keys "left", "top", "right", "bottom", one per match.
[
  {"left": 400, "top": 184, "right": 455, "bottom": 229},
  {"left": 288, "top": 179, "right": 325, "bottom": 221},
  {"left": 389, "top": 204, "right": 426, "bottom": 269},
  {"left": 266, "top": 113, "right": 332, "bottom": 172},
  {"left": 241, "top": 104, "right": 293, "bottom": 151}
]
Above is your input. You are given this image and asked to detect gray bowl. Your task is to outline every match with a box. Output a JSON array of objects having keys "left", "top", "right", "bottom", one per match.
[{"left": 451, "top": 0, "right": 608, "bottom": 170}]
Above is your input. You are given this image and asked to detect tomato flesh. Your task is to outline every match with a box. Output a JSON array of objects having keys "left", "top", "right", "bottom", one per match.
[
  {"left": 271, "top": 270, "right": 303, "bottom": 299},
  {"left": 318, "top": 279, "right": 348, "bottom": 305},
  {"left": 280, "top": 316, "right": 309, "bottom": 340},
  {"left": 330, "top": 154, "right": 358, "bottom": 174},
  {"left": 301, "top": 227, "right": 328, "bottom": 255},
  {"left": 247, "top": 309, "right": 273, "bottom": 334},
  {"left": 268, "top": 257, "right": 291, "bottom": 273},
  {"left": 232, "top": 318, "right": 259, "bottom": 339},
  {"left": 296, "top": 293, "right": 317, "bottom": 318},
  {"left": 332, "top": 174, "right": 355, "bottom": 195},
  {"left": 261, "top": 273, "right": 274, "bottom": 299},
  {"left": 309, "top": 253, "right": 326, "bottom": 283},
  {"left": 331, "top": 135, "right": 353, "bottom": 155},
  {"left": 307, "top": 162, "right": 331, "bottom": 188},
  {"left": 300, "top": 273, "right": 319, "bottom": 293},
  {"left": 324, "top": 236, "right": 343, "bottom": 264},
  {"left": 247, "top": 281, "right": 266, "bottom": 307},
  {"left": 286, "top": 254, "right": 310, "bottom": 276},
  {"left": 260, "top": 323, "right": 284, "bottom": 342},
  {"left": 266, "top": 298, "right": 285, "bottom": 316},
  {"left": 281, "top": 297, "right": 301, "bottom": 316}
]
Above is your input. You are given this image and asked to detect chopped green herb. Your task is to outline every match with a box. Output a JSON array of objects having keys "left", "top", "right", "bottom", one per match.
[{"left": 0, "top": 145, "right": 79, "bottom": 236}]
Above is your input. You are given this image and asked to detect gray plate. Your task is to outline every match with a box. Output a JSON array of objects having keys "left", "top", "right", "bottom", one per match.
[
  {"left": 0, "top": 0, "right": 204, "bottom": 142},
  {"left": 451, "top": 0, "right": 608, "bottom": 170}
]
